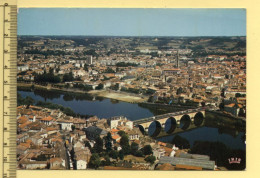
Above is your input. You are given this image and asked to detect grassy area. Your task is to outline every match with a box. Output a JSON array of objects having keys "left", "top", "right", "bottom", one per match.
[
  {"left": 124, "top": 155, "right": 146, "bottom": 163},
  {"left": 89, "top": 90, "right": 148, "bottom": 103}
]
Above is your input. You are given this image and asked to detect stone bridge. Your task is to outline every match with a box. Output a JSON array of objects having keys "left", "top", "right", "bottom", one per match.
[{"left": 133, "top": 109, "right": 205, "bottom": 137}]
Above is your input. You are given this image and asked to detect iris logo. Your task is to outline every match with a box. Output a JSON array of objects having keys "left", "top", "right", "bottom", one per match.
[{"left": 228, "top": 157, "right": 241, "bottom": 164}]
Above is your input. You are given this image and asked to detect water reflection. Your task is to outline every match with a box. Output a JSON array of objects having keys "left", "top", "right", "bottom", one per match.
[
  {"left": 34, "top": 89, "right": 61, "bottom": 101},
  {"left": 18, "top": 89, "right": 154, "bottom": 120},
  {"left": 63, "top": 94, "right": 74, "bottom": 101},
  {"left": 155, "top": 116, "right": 245, "bottom": 150}
]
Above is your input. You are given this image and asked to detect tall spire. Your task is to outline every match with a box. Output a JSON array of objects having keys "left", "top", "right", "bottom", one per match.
[{"left": 176, "top": 50, "right": 179, "bottom": 68}]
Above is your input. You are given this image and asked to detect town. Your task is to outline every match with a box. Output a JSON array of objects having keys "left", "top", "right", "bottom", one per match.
[
  {"left": 17, "top": 36, "right": 246, "bottom": 170},
  {"left": 17, "top": 105, "right": 217, "bottom": 170},
  {"left": 17, "top": 36, "right": 246, "bottom": 116}
]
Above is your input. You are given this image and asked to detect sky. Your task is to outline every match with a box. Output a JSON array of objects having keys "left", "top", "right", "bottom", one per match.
[{"left": 18, "top": 8, "right": 246, "bottom": 36}]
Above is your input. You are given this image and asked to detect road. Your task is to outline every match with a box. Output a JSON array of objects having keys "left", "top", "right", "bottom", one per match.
[{"left": 60, "top": 131, "right": 70, "bottom": 169}]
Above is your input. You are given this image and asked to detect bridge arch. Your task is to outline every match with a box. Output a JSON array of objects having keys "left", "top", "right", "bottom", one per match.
[
  {"left": 137, "top": 125, "right": 146, "bottom": 135},
  {"left": 180, "top": 114, "right": 191, "bottom": 130},
  {"left": 148, "top": 121, "right": 162, "bottom": 137},
  {"left": 164, "top": 117, "right": 177, "bottom": 134},
  {"left": 194, "top": 112, "right": 204, "bottom": 126}
]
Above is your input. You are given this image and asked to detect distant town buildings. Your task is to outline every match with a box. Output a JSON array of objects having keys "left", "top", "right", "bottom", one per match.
[{"left": 17, "top": 36, "right": 246, "bottom": 170}]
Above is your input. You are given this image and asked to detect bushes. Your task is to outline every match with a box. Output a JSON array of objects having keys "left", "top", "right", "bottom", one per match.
[
  {"left": 34, "top": 70, "right": 61, "bottom": 83},
  {"left": 36, "top": 101, "right": 76, "bottom": 117},
  {"left": 96, "top": 83, "right": 104, "bottom": 90},
  {"left": 143, "top": 145, "right": 153, "bottom": 155},
  {"left": 88, "top": 153, "right": 101, "bottom": 169},
  {"left": 73, "top": 83, "right": 93, "bottom": 91},
  {"left": 144, "top": 155, "right": 156, "bottom": 165}
]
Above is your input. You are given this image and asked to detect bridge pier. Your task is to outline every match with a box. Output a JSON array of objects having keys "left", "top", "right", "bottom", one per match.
[
  {"left": 161, "top": 123, "right": 165, "bottom": 129},
  {"left": 191, "top": 117, "right": 194, "bottom": 124}
]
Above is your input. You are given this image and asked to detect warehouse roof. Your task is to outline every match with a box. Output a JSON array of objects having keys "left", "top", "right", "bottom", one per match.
[{"left": 158, "top": 156, "right": 215, "bottom": 170}]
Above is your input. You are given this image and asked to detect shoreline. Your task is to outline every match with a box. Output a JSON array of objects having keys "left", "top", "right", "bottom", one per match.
[{"left": 17, "top": 82, "right": 148, "bottom": 103}]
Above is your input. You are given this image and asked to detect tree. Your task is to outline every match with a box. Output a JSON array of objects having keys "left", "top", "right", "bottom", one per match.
[
  {"left": 104, "top": 132, "right": 113, "bottom": 152},
  {"left": 144, "top": 155, "right": 156, "bottom": 165},
  {"left": 135, "top": 150, "right": 144, "bottom": 157},
  {"left": 84, "top": 64, "right": 89, "bottom": 72},
  {"left": 93, "top": 137, "right": 103, "bottom": 154},
  {"left": 71, "top": 125, "right": 75, "bottom": 131},
  {"left": 34, "top": 71, "right": 61, "bottom": 84},
  {"left": 63, "top": 72, "right": 74, "bottom": 82},
  {"left": 104, "top": 67, "right": 115, "bottom": 73},
  {"left": 102, "top": 155, "right": 111, "bottom": 166},
  {"left": 235, "top": 93, "right": 242, "bottom": 98},
  {"left": 23, "top": 96, "right": 35, "bottom": 106},
  {"left": 63, "top": 107, "right": 76, "bottom": 117},
  {"left": 116, "top": 62, "right": 138, "bottom": 67},
  {"left": 83, "top": 49, "right": 98, "bottom": 57},
  {"left": 219, "top": 102, "right": 225, "bottom": 111},
  {"left": 130, "top": 142, "right": 139, "bottom": 155},
  {"left": 120, "top": 134, "right": 130, "bottom": 155},
  {"left": 238, "top": 108, "right": 246, "bottom": 117},
  {"left": 118, "top": 130, "right": 126, "bottom": 137},
  {"left": 96, "top": 83, "right": 104, "bottom": 90},
  {"left": 147, "top": 96, "right": 154, "bottom": 103},
  {"left": 143, "top": 145, "right": 153, "bottom": 155},
  {"left": 118, "top": 150, "right": 124, "bottom": 160},
  {"left": 109, "top": 150, "right": 119, "bottom": 159},
  {"left": 75, "top": 76, "right": 82, "bottom": 81},
  {"left": 88, "top": 153, "right": 101, "bottom": 169},
  {"left": 110, "top": 83, "right": 119, "bottom": 91},
  {"left": 56, "top": 67, "right": 60, "bottom": 73},
  {"left": 176, "top": 87, "right": 183, "bottom": 95}
]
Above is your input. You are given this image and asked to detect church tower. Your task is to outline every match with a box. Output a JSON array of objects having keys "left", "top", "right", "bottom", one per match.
[{"left": 176, "top": 50, "right": 179, "bottom": 68}]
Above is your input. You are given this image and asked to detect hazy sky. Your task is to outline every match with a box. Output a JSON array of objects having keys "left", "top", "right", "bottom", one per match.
[{"left": 18, "top": 8, "right": 246, "bottom": 36}]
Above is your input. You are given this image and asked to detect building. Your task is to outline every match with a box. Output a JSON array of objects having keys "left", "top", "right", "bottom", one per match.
[
  {"left": 19, "top": 161, "right": 48, "bottom": 170},
  {"left": 76, "top": 155, "right": 88, "bottom": 170},
  {"left": 40, "top": 116, "right": 55, "bottom": 126},
  {"left": 56, "top": 118, "right": 74, "bottom": 131},
  {"left": 74, "top": 55, "right": 93, "bottom": 65},
  {"left": 176, "top": 50, "right": 179, "bottom": 68},
  {"left": 108, "top": 116, "right": 133, "bottom": 130},
  {"left": 83, "top": 126, "right": 108, "bottom": 140},
  {"left": 50, "top": 157, "right": 63, "bottom": 169},
  {"left": 224, "top": 103, "right": 243, "bottom": 117},
  {"left": 163, "top": 69, "right": 180, "bottom": 76},
  {"left": 158, "top": 156, "right": 215, "bottom": 170},
  {"left": 127, "top": 128, "right": 142, "bottom": 141}
]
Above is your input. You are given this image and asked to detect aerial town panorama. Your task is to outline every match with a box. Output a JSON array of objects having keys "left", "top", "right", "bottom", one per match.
[{"left": 17, "top": 9, "right": 246, "bottom": 171}]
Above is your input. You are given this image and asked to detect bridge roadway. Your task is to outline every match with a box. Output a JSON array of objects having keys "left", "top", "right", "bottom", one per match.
[{"left": 133, "top": 108, "right": 205, "bottom": 135}]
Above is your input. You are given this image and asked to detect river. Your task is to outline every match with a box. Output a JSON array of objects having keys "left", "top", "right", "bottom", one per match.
[
  {"left": 18, "top": 89, "right": 246, "bottom": 152},
  {"left": 18, "top": 90, "right": 154, "bottom": 120}
]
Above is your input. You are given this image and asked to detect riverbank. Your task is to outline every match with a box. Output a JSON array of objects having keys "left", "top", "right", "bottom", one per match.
[
  {"left": 88, "top": 90, "right": 148, "bottom": 103},
  {"left": 17, "top": 82, "right": 148, "bottom": 103}
]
